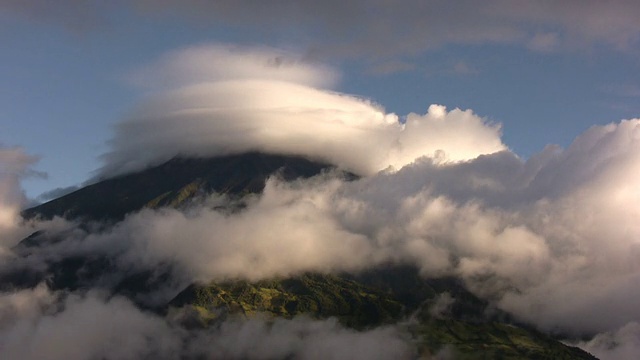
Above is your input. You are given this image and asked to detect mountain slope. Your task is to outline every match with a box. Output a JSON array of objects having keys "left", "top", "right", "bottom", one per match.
[{"left": 23, "top": 152, "right": 337, "bottom": 222}]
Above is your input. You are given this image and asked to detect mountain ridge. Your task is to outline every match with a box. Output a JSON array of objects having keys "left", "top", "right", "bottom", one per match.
[{"left": 22, "top": 152, "right": 341, "bottom": 222}]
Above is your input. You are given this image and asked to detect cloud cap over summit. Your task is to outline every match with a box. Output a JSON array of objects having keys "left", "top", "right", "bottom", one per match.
[{"left": 98, "top": 44, "right": 506, "bottom": 178}]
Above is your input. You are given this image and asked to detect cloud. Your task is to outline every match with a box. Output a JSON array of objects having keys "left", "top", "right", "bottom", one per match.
[
  {"left": 0, "top": 287, "right": 181, "bottom": 360},
  {"left": 0, "top": 285, "right": 413, "bottom": 360},
  {"left": 0, "top": 145, "right": 44, "bottom": 247},
  {"left": 8, "top": 2, "right": 639, "bottom": 59},
  {"left": 128, "top": 44, "right": 339, "bottom": 91},
  {"left": 578, "top": 322, "right": 640, "bottom": 360},
  {"left": 4, "top": 41, "right": 640, "bottom": 355},
  {"left": 132, "top": 0, "right": 640, "bottom": 56},
  {"left": 0, "top": 0, "right": 110, "bottom": 32},
  {"left": 6, "top": 113, "right": 639, "bottom": 343},
  {"left": 0, "top": 146, "right": 41, "bottom": 209},
  {"left": 99, "top": 44, "right": 505, "bottom": 178},
  {"left": 452, "top": 61, "right": 478, "bottom": 75},
  {"left": 188, "top": 316, "right": 413, "bottom": 360},
  {"left": 527, "top": 32, "right": 560, "bottom": 52},
  {"left": 603, "top": 84, "right": 640, "bottom": 98},
  {"left": 501, "top": 0, "right": 640, "bottom": 51},
  {"left": 30, "top": 1, "right": 640, "bottom": 55},
  {"left": 428, "top": 293, "right": 455, "bottom": 319}
]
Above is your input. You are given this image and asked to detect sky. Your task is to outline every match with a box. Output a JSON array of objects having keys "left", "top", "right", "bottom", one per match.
[{"left": 1, "top": 0, "right": 639, "bottom": 201}]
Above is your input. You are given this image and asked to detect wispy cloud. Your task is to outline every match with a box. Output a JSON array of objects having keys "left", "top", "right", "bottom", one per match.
[{"left": 6, "top": 1, "right": 640, "bottom": 57}]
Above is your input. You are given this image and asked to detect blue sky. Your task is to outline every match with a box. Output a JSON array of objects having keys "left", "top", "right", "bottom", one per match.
[{"left": 1, "top": 1, "right": 639, "bottom": 200}]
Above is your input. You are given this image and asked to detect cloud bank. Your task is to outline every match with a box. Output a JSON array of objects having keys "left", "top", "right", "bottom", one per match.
[
  {"left": 0, "top": 285, "right": 413, "bottom": 360},
  {"left": 16, "top": 117, "right": 640, "bottom": 339},
  {"left": 99, "top": 44, "right": 505, "bottom": 177}
]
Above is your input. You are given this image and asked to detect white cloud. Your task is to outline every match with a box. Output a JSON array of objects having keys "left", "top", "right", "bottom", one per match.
[
  {"left": 99, "top": 44, "right": 505, "bottom": 178},
  {"left": 578, "top": 322, "right": 640, "bottom": 360}
]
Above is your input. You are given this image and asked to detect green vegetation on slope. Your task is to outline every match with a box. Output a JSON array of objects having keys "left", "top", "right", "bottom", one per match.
[
  {"left": 170, "top": 273, "right": 404, "bottom": 329},
  {"left": 168, "top": 268, "right": 597, "bottom": 360}
]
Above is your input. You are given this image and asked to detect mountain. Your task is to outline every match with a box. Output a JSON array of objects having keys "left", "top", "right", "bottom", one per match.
[
  {"left": 23, "top": 152, "right": 338, "bottom": 222},
  {"left": 12, "top": 152, "right": 597, "bottom": 359}
]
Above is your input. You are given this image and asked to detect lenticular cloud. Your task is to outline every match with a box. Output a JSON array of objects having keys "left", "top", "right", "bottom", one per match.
[{"left": 99, "top": 44, "right": 506, "bottom": 178}]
